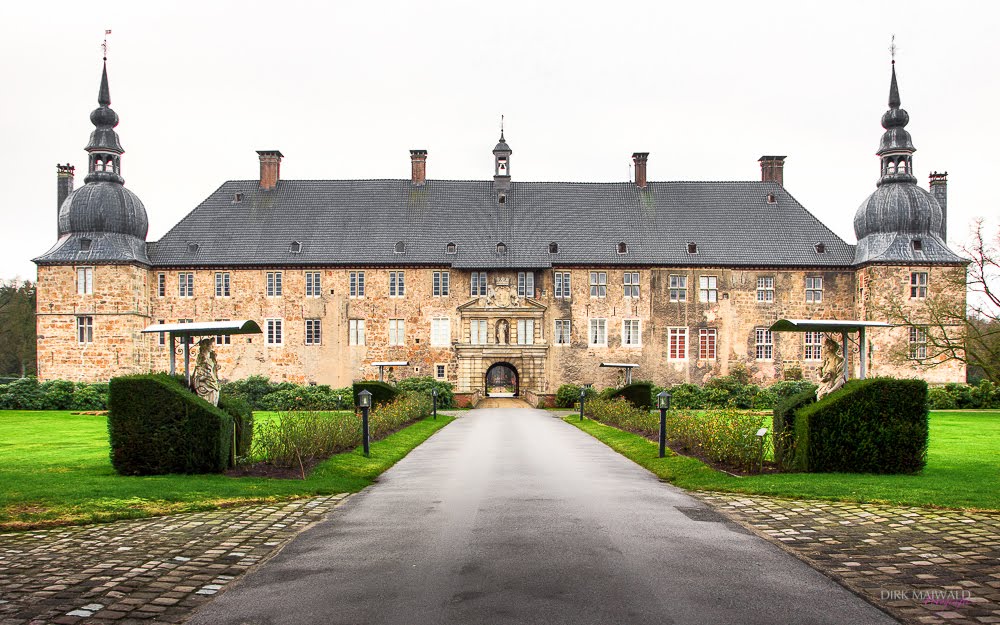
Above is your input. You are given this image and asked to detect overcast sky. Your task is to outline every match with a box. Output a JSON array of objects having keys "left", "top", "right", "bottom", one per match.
[{"left": 2, "top": 0, "right": 997, "bottom": 281}]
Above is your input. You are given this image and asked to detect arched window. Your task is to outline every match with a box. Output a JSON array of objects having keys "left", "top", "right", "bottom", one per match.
[
  {"left": 394, "top": 241, "right": 405, "bottom": 254},
  {"left": 496, "top": 242, "right": 507, "bottom": 255},
  {"left": 886, "top": 160, "right": 897, "bottom": 175}
]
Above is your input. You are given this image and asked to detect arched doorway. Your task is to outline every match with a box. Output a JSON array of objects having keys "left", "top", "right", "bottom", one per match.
[{"left": 485, "top": 362, "right": 519, "bottom": 397}]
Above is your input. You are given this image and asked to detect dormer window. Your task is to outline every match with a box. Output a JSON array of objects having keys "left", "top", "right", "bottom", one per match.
[
  {"left": 687, "top": 242, "right": 698, "bottom": 255},
  {"left": 233, "top": 192, "right": 243, "bottom": 203},
  {"left": 79, "top": 237, "right": 92, "bottom": 251},
  {"left": 498, "top": 193, "right": 506, "bottom": 204},
  {"left": 767, "top": 193, "right": 776, "bottom": 204},
  {"left": 187, "top": 242, "right": 200, "bottom": 253},
  {"left": 549, "top": 242, "right": 559, "bottom": 254},
  {"left": 446, "top": 242, "right": 457, "bottom": 255},
  {"left": 496, "top": 242, "right": 507, "bottom": 255},
  {"left": 290, "top": 241, "right": 302, "bottom": 254},
  {"left": 617, "top": 242, "right": 628, "bottom": 255},
  {"left": 912, "top": 239, "right": 923, "bottom": 251},
  {"left": 394, "top": 241, "right": 405, "bottom": 254},
  {"left": 814, "top": 242, "right": 826, "bottom": 254}
]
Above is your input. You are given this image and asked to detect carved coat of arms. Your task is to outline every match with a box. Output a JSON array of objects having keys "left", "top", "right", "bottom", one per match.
[{"left": 486, "top": 277, "right": 519, "bottom": 308}]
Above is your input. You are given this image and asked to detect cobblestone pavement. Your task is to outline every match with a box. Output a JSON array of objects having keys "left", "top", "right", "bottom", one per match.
[
  {"left": 695, "top": 493, "right": 1000, "bottom": 625},
  {"left": 0, "top": 495, "right": 345, "bottom": 625}
]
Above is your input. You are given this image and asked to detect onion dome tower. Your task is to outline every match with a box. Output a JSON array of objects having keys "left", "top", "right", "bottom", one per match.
[
  {"left": 852, "top": 61, "right": 962, "bottom": 265},
  {"left": 35, "top": 58, "right": 150, "bottom": 265}
]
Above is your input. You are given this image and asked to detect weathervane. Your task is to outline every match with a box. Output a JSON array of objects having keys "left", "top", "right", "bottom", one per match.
[
  {"left": 889, "top": 34, "right": 896, "bottom": 65},
  {"left": 500, "top": 114, "right": 505, "bottom": 139},
  {"left": 102, "top": 29, "right": 112, "bottom": 61}
]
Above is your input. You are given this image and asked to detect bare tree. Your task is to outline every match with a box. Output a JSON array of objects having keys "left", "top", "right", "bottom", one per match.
[{"left": 874, "top": 219, "right": 1000, "bottom": 384}]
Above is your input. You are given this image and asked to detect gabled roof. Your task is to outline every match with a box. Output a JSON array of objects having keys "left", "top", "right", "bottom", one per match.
[{"left": 147, "top": 179, "right": 855, "bottom": 269}]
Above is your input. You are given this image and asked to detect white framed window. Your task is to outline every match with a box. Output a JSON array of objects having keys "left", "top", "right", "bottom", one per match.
[
  {"left": 305, "top": 271, "right": 321, "bottom": 298},
  {"left": 804, "top": 331, "right": 823, "bottom": 360},
  {"left": 179, "top": 272, "right": 194, "bottom": 297},
  {"left": 555, "top": 319, "right": 571, "bottom": 345},
  {"left": 215, "top": 272, "right": 230, "bottom": 297},
  {"left": 471, "top": 271, "right": 487, "bottom": 296},
  {"left": 622, "top": 319, "right": 641, "bottom": 347},
  {"left": 305, "top": 319, "right": 322, "bottom": 345},
  {"left": 669, "top": 275, "right": 687, "bottom": 302},
  {"left": 266, "top": 271, "right": 283, "bottom": 297},
  {"left": 389, "top": 271, "right": 405, "bottom": 297},
  {"left": 157, "top": 273, "right": 165, "bottom": 297},
  {"left": 350, "top": 271, "right": 365, "bottom": 298},
  {"left": 470, "top": 319, "right": 487, "bottom": 345},
  {"left": 431, "top": 318, "right": 451, "bottom": 346},
  {"left": 389, "top": 319, "right": 405, "bottom": 346},
  {"left": 157, "top": 319, "right": 166, "bottom": 346},
  {"left": 266, "top": 318, "right": 283, "bottom": 345},
  {"left": 623, "top": 272, "right": 639, "bottom": 298},
  {"left": 806, "top": 276, "right": 823, "bottom": 303},
  {"left": 76, "top": 267, "right": 93, "bottom": 295},
  {"left": 910, "top": 271, "right": 928, "bottom": 299},
  {"left": 590, "top": 272, "right": 607, "bottom": 298},
  {"left": 517, "top": 319, "right": 535, "bottom": 345},
  {"left": 755, "top": 328, "right": 773, "bottom": 360},
  {"left": 433, "top": 271, "right": 450, "bottom": 297},
  {"left": 214, "top": 318, "right": 232, "bottom": 346},
  {"left": 77, "top": 316, "right": 93, "bottom": 343},
  {"left": 517, "top": 272, "right": 535, "bottom": 298},
  {"left": 435, "top": 364, "right": 447, "bottom": 380},
  {"left": 668, "top": 327, "right": 687, "bottom": 360},
  {"left": 589, "top": 318, "right": 607, "bottom": 346},
  {"left": 909, "top": 326, "right": 928, "bottom": 359},
  {"left": 554, "top": 272, "right": 571, "bottom": 299},
  {"left": 699, "top": 276, "right": 718, "bottom": 303},
  {"left": 756, "top": 276, "right": 774, "bottom": 303},
  {"left": 349, "top": 319, "right": 366, "bottom": 346},
  {"left": 699, "top": 328, "right": 716, "bottom": 360}
]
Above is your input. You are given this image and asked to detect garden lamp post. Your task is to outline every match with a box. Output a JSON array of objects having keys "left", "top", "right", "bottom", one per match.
[
  {"left": 657, "top": 390, "right": 672, "bottom": 458},
  {"left": 432, "top": 388, "right": 438, "bottom": 420},
  {"left": 579, "top": 388, "right": 586, "bottom": 421},
  {"left": 358, "top": 389, "right": 372, "bottom": 457}
]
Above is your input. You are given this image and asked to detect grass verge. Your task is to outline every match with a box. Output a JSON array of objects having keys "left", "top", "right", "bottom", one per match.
[
  {"left": 0, "top": 411, "right": 453, "bottom": 530},
  {"left": 567, "top": 410, "right": 1000, "bottom": 511}
]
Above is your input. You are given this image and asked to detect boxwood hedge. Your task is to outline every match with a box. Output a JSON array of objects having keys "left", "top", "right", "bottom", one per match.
[
  {"left": 352, "top": 380, "right": 400, "bottom": 408},
  {"left": 108, "top": 374, "right": 233, "bottom": 475}
]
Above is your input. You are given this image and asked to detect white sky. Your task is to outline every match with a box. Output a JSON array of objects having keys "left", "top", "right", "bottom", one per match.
[{"left": 2, "top": 0, "right": 997, "bottom": 281}]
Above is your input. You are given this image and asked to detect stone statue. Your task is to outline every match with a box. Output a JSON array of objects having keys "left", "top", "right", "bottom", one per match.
[
  {"left": 496, "top": 319, "right": 510, "bottom": 345},
  {"left": 193, "top": 338, "right": 221, "bottom": 406},
  {"left": 816, "top": 336, "right": 845, "bottom": 400}
]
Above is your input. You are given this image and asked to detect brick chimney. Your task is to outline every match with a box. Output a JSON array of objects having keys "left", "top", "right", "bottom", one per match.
[
  {"left": 929, "top": 171, "right": 948, "bottom": 241},
  {"left": 57, "top": 163, "right": 75, "bottom": 209},
  {"left": 410, "top": 150, "right": 427, "bottom": 186},
  {"left": 759, "top": 155, "right": 786, "bottom": 186},
  {"left": 632, "top": 152, "right": 649, "bottom": 189},
  {"left": 257, "top": 150, "right": 283, "bottom": 190}
]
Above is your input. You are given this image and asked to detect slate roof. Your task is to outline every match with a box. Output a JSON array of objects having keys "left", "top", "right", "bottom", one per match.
[{"left": 147, "top": 179, "right": 856, "bottom": 269}]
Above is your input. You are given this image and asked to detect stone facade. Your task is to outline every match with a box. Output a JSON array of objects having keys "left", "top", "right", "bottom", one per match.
[{"left": 35, "top": 263, "right": 966, "bottom": 389}]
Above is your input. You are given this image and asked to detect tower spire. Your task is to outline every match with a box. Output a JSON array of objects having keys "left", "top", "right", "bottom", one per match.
[
  {"left": 876, "top": 48, "right": 915, "bottom": 186},
  {"left": 85, "top": 35, "right": 124, "bottom": 185}
]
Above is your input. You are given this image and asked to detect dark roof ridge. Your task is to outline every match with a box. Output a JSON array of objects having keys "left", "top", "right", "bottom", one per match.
[{"left": 217, "top": 178, "right": 786, "bottom": 186}]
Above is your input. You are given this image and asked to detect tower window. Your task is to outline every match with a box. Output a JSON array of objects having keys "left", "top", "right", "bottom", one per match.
[
  {"left": 497, "top": 156, "right": 508, "bottom": 174},
  {"left": 687, "top": 242, "right": 698, "bottom": 255}
]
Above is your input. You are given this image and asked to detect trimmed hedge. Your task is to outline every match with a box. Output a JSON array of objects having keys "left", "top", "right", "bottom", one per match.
[
  {"left": 353, "top": 380, "right": 400, "bottom": 408},
  {"left": 611, "top": 382, "right": 654, "bottom": 409},
  {"left": 108, "top": 374, "right": 233, "bottom": 475},
  {"left": 0, "top": 378, "right": 109, "bottom": 410},
  {"left": 396, "top": 377, "right": 455, "bottom": 408},
  {"left": 772, "top": 388, "right": 816, "bottom": 469},
  {"left": 218, "top": 393, "right": 254, "bottom": 458},
  {"left": 792, "top": 378, "right": 929, "bottom": 474}
]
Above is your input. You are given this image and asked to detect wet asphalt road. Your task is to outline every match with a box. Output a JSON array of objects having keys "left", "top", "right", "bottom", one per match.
[{"left": 189, "top": 408, "right": 897, "bottom": 625}]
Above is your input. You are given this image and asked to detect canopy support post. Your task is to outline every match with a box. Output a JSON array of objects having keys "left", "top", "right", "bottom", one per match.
[
  {"left": 841, "top": 330, "right": 850, "bottom": 383},
  {"left": 183, "top": 338, "right": 191, "bottom": 387},
  {"left": 859, "top": 326, "right": 867, "bottom": 380},
  {"left": 169, "top": 333, "right": 176, "bottom": 376}
]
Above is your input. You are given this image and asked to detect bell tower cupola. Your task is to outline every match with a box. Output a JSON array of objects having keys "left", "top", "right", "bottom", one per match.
[
  {"left": 876, "top": 60, "right": 917, "bottom": 187},
  {"left": 493, "top": 120, "right": 512, "bottom": 192},
  {"left": 84, "top": 58, "right": 126, "bottom": 185}
]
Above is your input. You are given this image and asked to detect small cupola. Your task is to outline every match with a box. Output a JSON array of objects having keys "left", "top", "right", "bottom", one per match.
[{"left": 493, "top": 125, "right": 512, "bottom": 192}]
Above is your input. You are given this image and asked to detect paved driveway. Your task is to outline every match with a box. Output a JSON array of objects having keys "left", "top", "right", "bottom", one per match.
[{"left": 189, "top": 408, "right": 896, "bottom": 625}]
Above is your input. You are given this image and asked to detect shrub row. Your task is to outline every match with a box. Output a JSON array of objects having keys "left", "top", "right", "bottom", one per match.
[
  {"left": 222, "top": 375, "right": 456, "bottom": 411},
  {"left": 927, "top": 381, "right": 1000, "bottom": 409},
  {"left": 791, "top": 378, "right": 929, "bottom": 474},
  {"left": 108, "top": 374, "right": 233, "bottom": 475},
  {"left": 583, "top": 397, "right": 769, "bottom": 473},
  {"left": 556, "top": 378, "right": 817, "bottom": 411},
  {"left": 251, "top": 392, "right": 431, "bottom": 469},
  {"left": 0, "top": 378, "right": 109, "bottom": 410}
]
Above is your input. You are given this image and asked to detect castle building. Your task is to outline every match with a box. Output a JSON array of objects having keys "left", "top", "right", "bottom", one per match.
[{"left": 34, "top": 58, "right": 967, "bottom": 402}]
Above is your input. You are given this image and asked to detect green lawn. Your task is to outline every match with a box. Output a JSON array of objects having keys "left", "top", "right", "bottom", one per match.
[
  {"left": 568, "top": 410, "right": 1000, "bottom": 511},
  {"left": 0, "top": 411, "right": 453, "bottom": 530}
]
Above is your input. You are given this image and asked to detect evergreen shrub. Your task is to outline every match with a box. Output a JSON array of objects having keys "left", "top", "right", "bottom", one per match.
[
  {"left": 610, "top": 382, "right": 654, "bottom": 409},
  {"left": 792, "top": 378, "right": 929, "bottom": 474},
  {"left": 218, "top": 393, "right": 254, "bottom": 457},
  {"left": 353, "top": 380, "right": 400, "bottom": 407},
  {"left": 772, "top": 388, "right": 816, "bottom": 470},
  {"left": 108, "top": 374, "right": 233, "bottom": 475},
  {"left": 396, "top": 376, "right": 455, "bottom": 408}
]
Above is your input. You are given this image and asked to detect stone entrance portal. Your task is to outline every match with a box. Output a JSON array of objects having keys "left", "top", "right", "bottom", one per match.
[{"left": 485, "top": 362, "right": 519, "bottom": 397}]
